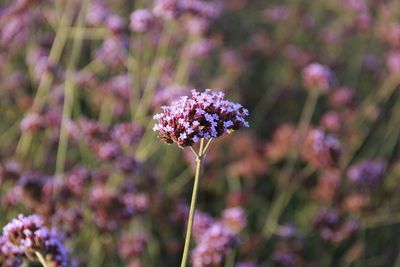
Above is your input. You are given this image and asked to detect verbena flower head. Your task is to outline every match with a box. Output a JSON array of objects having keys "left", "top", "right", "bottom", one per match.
[
  {"left": 1, "top": 214, "right": 70, "bottom": 267},
  {"left": 153, "top": 89, "right": 249, "bottom": 148}
]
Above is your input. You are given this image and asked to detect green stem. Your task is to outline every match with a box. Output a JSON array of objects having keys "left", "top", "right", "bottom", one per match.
[
  {"left": 262, "top": 89, "right": 319, "bottom": 238},
  {"left": 134, "top": 24, "right": 171, "bottom": 121},
  {"left": 180, "top": 138, "right": 205, "bottom": 267},
  {"left": 55, "top": 0, "right": 90, "bottom": 175},
  {"left": 225, "top": 250, "right": 236, "bottom": 267},
  {"left": 174, "top": 34, "right": 198, "bottom": 85},
  {"left": 341, "top": 75, "right": 398, "bottom": 162},
  {"left": 35, "top": 251, "right": 49, "bottom": 267},
  {"left": 98, "top": 98, "right": 113, "bottom": 126},
  {"left": 16, "top": 1, "right": 74, "bottom": 158}
]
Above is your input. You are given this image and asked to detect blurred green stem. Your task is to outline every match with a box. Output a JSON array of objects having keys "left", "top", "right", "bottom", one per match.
[
  {"left": 262, "top": 89, "right": 319, "bottom": 238},
  {"left": 341, "top": 76, "right": 399, "bottom": 169},
  {"left": 16, "top": 0, "right": 74, "bottom": 158},
  {"left": 35, "top": 251, "right": 49, "bottom": 267},
  {"left": 55, "top": 0, "right": 90, "bottom": 174},
  {"left": 98, "top": 98, "right": 114, "bottom": 126},
  {"left": 225, "top": 250, "right": 236, "bottom": 267},
  {"left": 134, "top": 24, "right": 172, "bottom": 122},
  {"left": 180, "top": 138, "right": 206, "bottom": 267},
  {"left": 174, "top": 34, "right": 198, "bottom": 85},
  {"left": 251, "top": 89, "right": 281, "bottom": 130}
]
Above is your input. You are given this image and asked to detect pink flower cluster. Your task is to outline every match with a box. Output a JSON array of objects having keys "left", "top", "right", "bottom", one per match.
[
  {"left": 153, "top": 89, "right": 249, "bottom": 148},
  {"left": 191, "top": 207, "right": 246, "bottom": 267},
  {"left": 302, "top": 62, "right": 336, "bottom": 92},
  {"left": 1, "top": 214, "right": 70, "bottom": 267},
  {"left": 153, "top": 0, "right": 220, "bottom": 20}
]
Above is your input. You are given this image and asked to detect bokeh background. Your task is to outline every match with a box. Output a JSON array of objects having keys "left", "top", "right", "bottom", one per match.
[{"left": 1, "top": 0, "right": 400, "bottom": 266}]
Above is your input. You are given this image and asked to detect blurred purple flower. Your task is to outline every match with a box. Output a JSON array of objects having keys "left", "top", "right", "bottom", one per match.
[
  {"left": 302, "top": 63, "right": 336, "bottom": 92},
  {"left": 347, "top": 159, "right": 386, "bottom": 188},
  {"left": 130, "top": 9, "right": 156, "bottom": 32},
  {"left": 153, "top": 0, "right": 182, "bottom": 20},
  {"left": 86, "top": 1, "right": 109, "bottom": 26},
  {"left": 386, "top": 50, "right": 400, "bottom": 75},
  {"left": 193, "top": 211, "right": 215, "bottom": 241},
  {"left": 221, "top": 207, "right": 246, "bottom": 233},
  {"left": 1, "top": 214, "right": 70, "bottom": 267},
  {"left": 191, "top": 223, "right": 238, "bottom": 267},
  {"left": 20, "top": 113, "right": 43, "bottom": 133}
]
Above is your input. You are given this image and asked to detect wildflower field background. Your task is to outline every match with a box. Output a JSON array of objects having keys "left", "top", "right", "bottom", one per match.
[{"left": 1, "top": 0, "right": 400, "bottom": 266}]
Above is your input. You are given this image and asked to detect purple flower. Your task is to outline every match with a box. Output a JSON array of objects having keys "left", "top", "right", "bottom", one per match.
[
  {"left": 272, "top": 250, "right": 297, "bottom": 267},
  {"left": 347, "top": 160, "right": 386, "bottom": 188},
  {"left": 180, "top": 0, "right": 222, "bottom": 19},
  {"left": 86, "top": 1, "right": 109, "bottom": 26},
  {"left": 191, "top": 223, "right": 238, "bottom": 267},
  {"left": 118, "top": 232, "right": 148, "bottom": 260},
  {"left": 94, "top": 36, "right": 128, "bottom": 68},
  {"left": 193, "top": 211, "right": 215, "bottom": 241},
  {"left": 153, "top": 0, "right": 221, "bottom": 21},
  {"left": 153, "top": 0, "right": 182, "bottom": 20},
  {"left": 313, "top": 208, "right": 359, "bottom": 243},
  {"left": 185, "top": 39, "right": 214, "bottom": 59},
  {"left": 20, "top": 113, "right": 43, "bottom": 133},
  {"left": 386, "top": 51, "right": 400, "bottom": 75},
  {"left": 301, "top": 128, "right": 342, "bottom": 169},
  {"left": 0, "top": 235, "right": 23, "bottom": 267},
  {"left": 263, "top": 5, "right": 290, "bottom": 23},
  {"left": 302, "top": 62, "right": 336, "bottom": 92},
  {"left": 221, "top": 207, "right": 247, "bottom": 233},
  {"left": 1, "top": 214, "right": 71, "bottom": 267},
  {"left": 130, "top": 9, "right": 156, "bottom": 32},
  {"left": 153, "top": 89, "right": 249, "bottom": 148},
  {"left": 111, "top": 122, "right": 144, "bottom": 147},
  {"left": 106, "top": 15, "right": 125, "bottom": 33},
  {"left": 101, "top": 74, "right": 133, "bottom": 100}
]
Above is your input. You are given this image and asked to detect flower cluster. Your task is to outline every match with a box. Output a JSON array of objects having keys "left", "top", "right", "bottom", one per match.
[
  {"left": 265, "top": 124, "right": 298, "bottom": 162},
  {"left": 301, "top": 128, "right": 342, "bottom": 169},
  {"left": 302, "top": 63, "right": 336, "bottom": 92},
  {"left": 130, "top": 9, "right": 156, "bottom": 32},
  {"left": 191, "top": 223, "right": 238, "bottom": 267},
  {"left": 347, "top": 159, "right": 386, "bottom": 188},
  {"left": 312, "top": 208, "right": 359, "bottom": 244},
  {"left": 153, "top": 0, "right": 220, "bottom": 20},
  {"left": 0, "top": 214, "right": 70, "bottom": 267},
  {"left": 191, "top": 207, "right": 246, "bottom": 266},
  {"left": 153, "top": 89, "right": 249, "bottom": 148}
]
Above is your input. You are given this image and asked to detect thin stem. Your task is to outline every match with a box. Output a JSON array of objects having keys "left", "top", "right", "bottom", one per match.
[
  {"left": 98, "top": 98, "right": 114, "bottom": 126},
  {"left": 174, "top": 34, "right": 198, "bottom": 85},
  {"left": 189, "top": 146, "right": 199, "bottom": 158},
  {"left": 134, "top": 23, "right": 172, "bottom": 121},
  {"left": 225, "top": 249, "right": 236, "bottom": 267},
  {"left": 180, "top": 138, "right": 205, "bottom": 267},
  {"left": 202, "top": 138, "right": 213, "bottom": 156},
  {"left": 262, "top": 89, "right": 319, "bottom": 238},
  {"left": 16, "top": 0, "right": 74, "bottom": 158},
  {"left": 55, "top": 0, "right": 90, "bottom": 175},
  {"left": 35, "top": 251, "right": 49, "bottom": 267},
  {"left": 340, "top": 75, "right": 398, "bottom": 169}
]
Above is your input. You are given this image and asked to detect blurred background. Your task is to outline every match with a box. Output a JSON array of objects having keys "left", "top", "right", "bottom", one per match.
[{"left": 1, "top": 0, "right": 400, "bottom": 266}]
